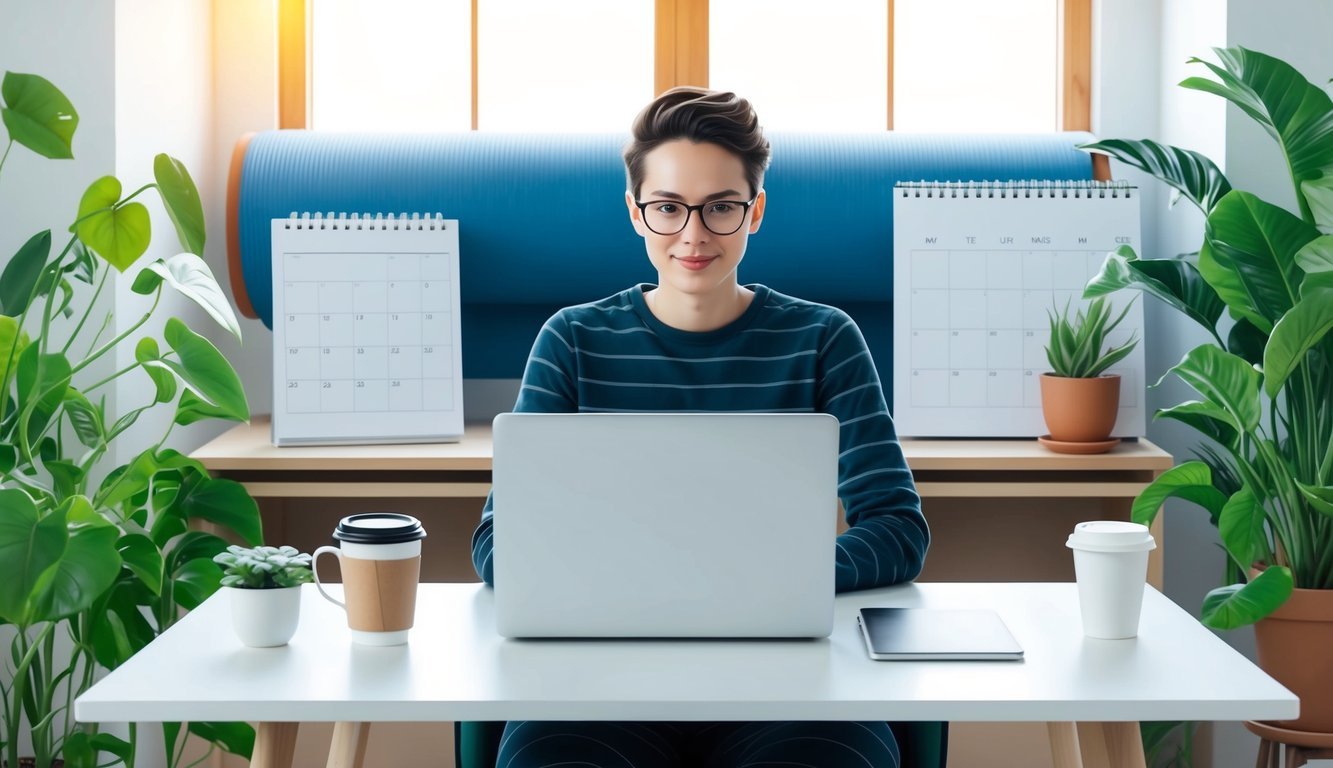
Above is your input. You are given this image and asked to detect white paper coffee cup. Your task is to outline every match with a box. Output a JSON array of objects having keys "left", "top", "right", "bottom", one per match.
[{"left": 1066, "top": 521, "right": 1156, "bottom": 639}]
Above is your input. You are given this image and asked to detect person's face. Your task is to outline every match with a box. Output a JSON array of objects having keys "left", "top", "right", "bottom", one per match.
[{"left": 626, "top": 139, "right": 765, "bottom": 300}]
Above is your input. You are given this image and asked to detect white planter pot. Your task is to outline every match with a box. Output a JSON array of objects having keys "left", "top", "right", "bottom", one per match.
[{"left": 227, "top": 586, "right": 302, "bottom": 647}]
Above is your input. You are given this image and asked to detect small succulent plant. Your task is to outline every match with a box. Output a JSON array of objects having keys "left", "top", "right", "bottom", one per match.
[
  {"left": 1045, "top": 296, "right": 1139, "bottom": 379},
  {"left": 214, "top": 545, "right": 314, "bottom": 589}
]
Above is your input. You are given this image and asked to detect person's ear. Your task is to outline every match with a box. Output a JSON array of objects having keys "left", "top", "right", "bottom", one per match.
[
  {"left": 626, "top": 192, "right": 649, "bottom": 237},
  {"left": 748, "top": 189, "right": 766, "bottom": 234}
]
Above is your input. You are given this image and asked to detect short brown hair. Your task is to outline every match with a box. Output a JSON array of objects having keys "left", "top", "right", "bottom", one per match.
[{"left": 623, "top": 87, "right": 771, "bottom": 200}]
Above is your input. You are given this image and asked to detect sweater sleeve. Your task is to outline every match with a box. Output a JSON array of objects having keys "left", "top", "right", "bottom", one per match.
[
  {"left": 818, "top": 311, "right": 929, "bottom": 592},
  {"left": 471, "top": 313, "right": 578, "bottom": 585}
]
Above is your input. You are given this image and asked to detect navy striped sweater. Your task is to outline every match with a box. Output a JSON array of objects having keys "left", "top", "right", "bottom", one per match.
[{"left": 471, "top": 284, "right": 928, "bottom": 593}]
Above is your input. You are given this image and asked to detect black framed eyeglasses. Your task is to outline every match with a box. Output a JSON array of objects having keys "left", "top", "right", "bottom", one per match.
[{"left": 634, "top": 197, "right": 757, "bottom": 236}]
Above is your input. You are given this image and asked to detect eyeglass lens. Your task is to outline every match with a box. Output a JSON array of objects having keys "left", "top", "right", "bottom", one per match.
[{"left": 641, "top": 201, "right": 748, "bottom": 236}]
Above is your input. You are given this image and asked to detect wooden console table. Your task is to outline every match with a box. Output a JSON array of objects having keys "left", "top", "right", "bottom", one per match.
[{"left": 194, "top": 416, "right": 1173, "bottom": 587}]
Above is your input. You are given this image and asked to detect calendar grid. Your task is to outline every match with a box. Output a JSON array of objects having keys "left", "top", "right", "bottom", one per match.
[
  {"left": 271, "top": 222, "right": 464, "bottom": 444},
  {"left": 892, "top": 182, "right": 1146, "bottom": 438}
]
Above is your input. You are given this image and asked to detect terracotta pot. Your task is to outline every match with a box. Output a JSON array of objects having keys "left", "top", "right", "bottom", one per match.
[
  {"left": 1039, "top": 373, "right": 1120, "bottom": 443},
  {"left": 1254, "top": 583, "right": 1333, "bottom": 733}
]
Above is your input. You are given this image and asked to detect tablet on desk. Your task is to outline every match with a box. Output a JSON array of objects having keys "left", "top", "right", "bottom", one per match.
[{"left": 857, "top": 608, "right": 1024, "bottom": 661}]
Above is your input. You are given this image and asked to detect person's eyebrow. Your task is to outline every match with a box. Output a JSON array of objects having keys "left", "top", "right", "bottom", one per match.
[{"left": 645, "top": 189, "right": 746, "bottom": 201}]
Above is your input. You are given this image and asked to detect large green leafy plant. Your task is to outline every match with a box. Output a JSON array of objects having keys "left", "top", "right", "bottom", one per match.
[
  {"left": 2, "top": 72, "right": 261, "bottom": 767},
  {"left": 1082, "top": 47, "right": 1333, "bottom": 629}
]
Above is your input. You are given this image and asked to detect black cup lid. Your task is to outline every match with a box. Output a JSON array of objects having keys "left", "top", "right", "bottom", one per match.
[{"left": 332, "top": 513, "right": 427, "bottom": 544}]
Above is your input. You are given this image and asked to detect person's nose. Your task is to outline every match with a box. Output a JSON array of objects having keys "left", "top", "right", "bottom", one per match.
[{"left": 680, "top": 208, "right": 711, "bottom": 245}]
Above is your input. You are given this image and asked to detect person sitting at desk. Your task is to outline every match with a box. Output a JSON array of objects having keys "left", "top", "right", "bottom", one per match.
[{"left": 470, "top": 86, "right": 929, "bottom": 768}]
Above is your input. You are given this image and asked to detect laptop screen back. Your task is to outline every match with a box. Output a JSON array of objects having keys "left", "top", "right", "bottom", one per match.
[{"left": 491, "top": 413, "right": 839, "bottom": 638}]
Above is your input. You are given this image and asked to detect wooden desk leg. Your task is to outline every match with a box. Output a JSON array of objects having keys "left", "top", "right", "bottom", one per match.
[
  {"left": 1048, "top": 722, "right": 1147, "bottom": 768},
  {"left": 252, "top": 722, "right": 299, "bottom": 768},
  {"left": 1049, "top": 722, "right": 1084, "bottom": 768},
  {"left": 327, "top": 722, "right": 371, "bottom": 768}
]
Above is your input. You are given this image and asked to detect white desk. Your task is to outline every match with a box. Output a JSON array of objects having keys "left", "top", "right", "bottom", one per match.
[{"left": 76, "top": 583, "right": 1295, "bottom": 768}]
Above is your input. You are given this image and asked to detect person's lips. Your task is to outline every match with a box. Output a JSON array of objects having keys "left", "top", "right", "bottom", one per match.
[{"left": 674, "top": 255, "right": 717, "bottom": 271}]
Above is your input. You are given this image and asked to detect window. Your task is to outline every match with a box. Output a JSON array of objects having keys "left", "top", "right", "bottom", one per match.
[
  {"left": 710, "top": 0, "right": 888, "bottom": 132},
  {"left": 893, "top": 0, "right": 1058, "bottom": 132},
  {"left": 476, "top": 1, "right": 653, "bottom": 131},
  {"left": 287, "top": 0, "right": 1090, "bottom": 133},
  {"left": 310, "top": 0, "right": 471, "bottom": 131}
]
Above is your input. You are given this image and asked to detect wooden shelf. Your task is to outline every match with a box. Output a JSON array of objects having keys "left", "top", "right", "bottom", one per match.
[{"left": 194, "top": 416, "right": 1175, "bottom": 590}]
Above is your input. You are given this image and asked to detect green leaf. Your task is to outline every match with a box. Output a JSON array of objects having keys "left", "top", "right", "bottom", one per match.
[
  {"left": 1302, "top": 177, "right": 1333, "bottom": 235},
  {"left": 1201, "top": 566, "right": 1293, "bottom": 629},
  {"left": 155, "top": 447, "right": 210, "bottom": 475},
  {"left": 30, "top": 505, "right": 121, "bottom": 622},
  {"left": 42, "top": 457, "right": 84, "bottom": 499},
  {"left": 175, "top": 389, "right": 236, "bottom": 426},
  {"left": 130, "top": 266, "right": 163, "bottom": 295},
  {"left": 150, "top": 507, "right": 188, "bottom": 549},
  {"left": 1227, "top": 317, "right": 1269, "bottom": 366},
  {"left": 1161, "top": 344, "right": 1263, "bottom": 433},
  {"left": 0, "top": 488, "right": 66, "bottom": 625},
  {"left": 62, "top": 731, "right": 97, "bottom": 768},
  {"left": 15, "top": 345, "right": 72, "bottom": 451},
  {"left": 1263, "top": 288, "right": 1333, "bottom": 396},
  {"left": 1078, "top": 138, "right": 1231, "bottom": 214},
  {"left": 1155, "top": 400, "right": 1239, "bottom": 450},
  {"left": 1202, "top": 191, "right": 1318, "bottom": 333},
  {"left": 0, "top": 230, "right": 52, "bottom": 315},
  {"left": 142, "top": 253, "right": 241, "bottom": 341},
  {"left": 118, "top": 533, "right": 164, "bottom": 596},
  {"left": 0, "top": 72, "right": 78, "bottom": 159},
  {"left": 0, "top": 314, "right": 30, "bottom": 387},
  {"left": 1085, "top": 246, "right": 1224, "bottom": 336},
  {"left": 1218, "top": 486, "right": 1267, "bottom": 569},
  {"left": 163, "top": 723, "right": 183, "bottom": 765},
  {"left": 1131, "top": 460, "right": 1229, "bottom": 527},
  {"left": 99, "top": 450, "right": 159, "bottom": 509},
  {"left": 75, "top": 176, "right": 151, "bottom": 272},
  {"left": 167, "top": 530, "right": 231, "bottom": 573},
  {"left": 154, "top": 154, "right": 207, "bottom": 256},
  {"left": 1302, "top": 269, "right": 1333, "bottom": 297},
  {"left": 135, "top": 336, "right": 177, "bottom": 403},
  {"left": 90, "top": 586, "right": 156, "bottom": 669},
  {"left": 1294, "top": 234, "right": 1333, "bottom": 273},
  {"left": 174, "top": 474, "right": 263, "bottom": 546},
  {"left": 1297, "top": 482, "right": 1333, "bottom": 517},
  {"left": 173, "top": 557, "right": 223, "bottom": 610},
  {"left": 1182, "top": 48, "right": 1333, "bottom": 216},
  {"left": 157, "top": 317, "right": 249, "bottom": 421},
  {"left": 189, "top": 721, "right": 255, "bottom": 759},
  {"left": 88, "top": 732, "right": 134, "bottom": 762},
  {"left": 62, "top": 388, "right": 105, "bottom": 448}
]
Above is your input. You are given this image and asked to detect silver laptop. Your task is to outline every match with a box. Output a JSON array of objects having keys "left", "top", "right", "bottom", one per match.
[{"left": 491, "top": 412, "right": 839, "bottom": 638}]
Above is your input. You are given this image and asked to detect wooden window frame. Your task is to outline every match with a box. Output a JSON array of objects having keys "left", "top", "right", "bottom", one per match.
[{"left": 281, "top": 0, "right": 1092, "bottom": 135}]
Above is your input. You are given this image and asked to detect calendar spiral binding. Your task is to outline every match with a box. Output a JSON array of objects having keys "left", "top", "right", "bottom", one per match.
[
  {"left": 284, "top": 212, "right": 448, "bottom": 231},
  {"left": 895, "top": 180, "right": 1134, "bottom": 199}
]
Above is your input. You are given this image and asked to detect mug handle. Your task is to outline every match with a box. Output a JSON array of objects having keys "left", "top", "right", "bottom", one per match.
[{"left": 312, "top": 546, "right": 347, "bottom": 610}]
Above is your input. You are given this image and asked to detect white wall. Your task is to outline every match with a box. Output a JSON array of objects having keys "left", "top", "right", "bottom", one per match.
[
  {"left": 112, "top": 0, "right": 231, "bottom": 462},
  {"left": 213, "top": 0, "right": 280, "bottom": 418}
]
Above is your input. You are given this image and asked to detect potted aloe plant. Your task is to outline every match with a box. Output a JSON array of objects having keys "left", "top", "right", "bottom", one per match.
[
  {"left": 1081, "top": 47, "right": 1333, "bottom": 735},
  {"left": 214, "top": 545, "right": 313, "bottom": 648},
  {"left": 1040, "top": 296, "right": 1139, "bottom": 454},
  {"left": 2, "top": 72, "right": 261, "bottom": 767}
]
